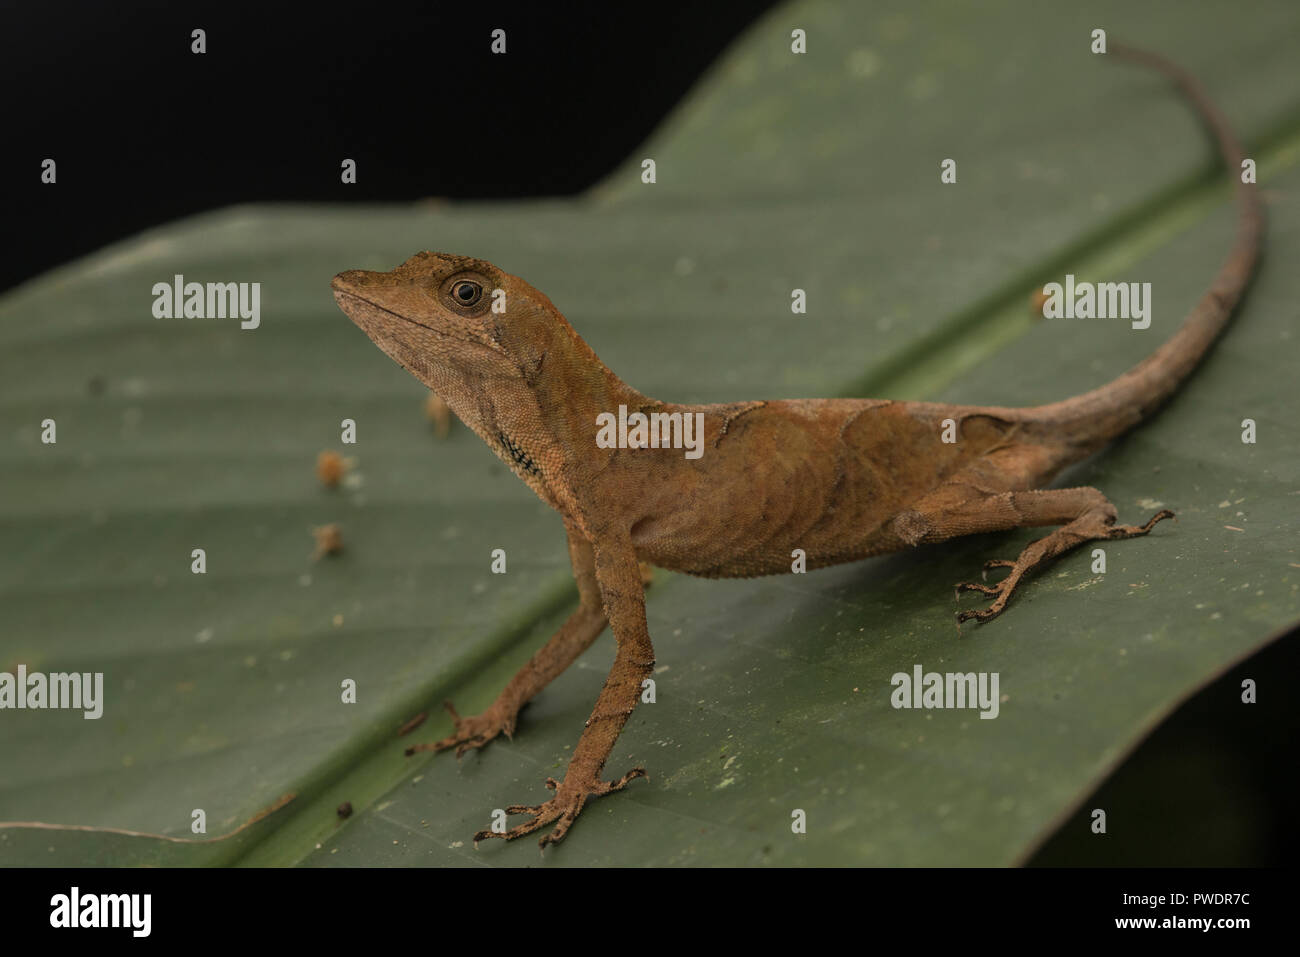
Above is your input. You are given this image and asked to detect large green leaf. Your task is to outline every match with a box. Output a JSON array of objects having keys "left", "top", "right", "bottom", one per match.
[{"left": 2, "top": 0, "right": 1297, "bottom": 866}]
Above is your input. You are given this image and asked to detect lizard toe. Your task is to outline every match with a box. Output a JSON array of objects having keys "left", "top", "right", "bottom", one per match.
[{"left": 405, "top": 700, "right": 517, "bottom": 758}]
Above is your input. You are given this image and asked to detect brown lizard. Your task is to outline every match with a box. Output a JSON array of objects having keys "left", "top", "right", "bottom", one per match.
[{"left": 330, "top": 46, "right": 1261, "bottom": 848}]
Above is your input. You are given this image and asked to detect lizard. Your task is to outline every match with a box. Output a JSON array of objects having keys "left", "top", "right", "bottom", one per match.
[{"left": 330, "top": 45, "right": 1262, "bottom": 848}]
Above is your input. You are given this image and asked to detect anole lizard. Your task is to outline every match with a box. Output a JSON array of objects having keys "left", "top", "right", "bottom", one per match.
[{"left": 331, "top": 46, "right": 1261, "bottom": 848}]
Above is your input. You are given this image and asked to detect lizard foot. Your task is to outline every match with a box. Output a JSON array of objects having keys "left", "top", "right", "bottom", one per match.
[
  {"left": 473, "top": 766, "right": 647, "bottom": 849},
  {"left": 953, "top": 575, "right": 1018, "bottom": 623},
  {"left": 405, "top": 700, "right": 517, "bottom": 759},
  {"left": 955, "top": 508, "right": 1175, "bottom": 624}
]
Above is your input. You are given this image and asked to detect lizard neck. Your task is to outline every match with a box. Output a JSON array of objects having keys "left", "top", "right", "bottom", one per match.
[
  {"left": 535, "top": 359, "right": 650, "bottom": 450},
  {"left": 427, "top": 344, "right": 650, "bottom": 514}
]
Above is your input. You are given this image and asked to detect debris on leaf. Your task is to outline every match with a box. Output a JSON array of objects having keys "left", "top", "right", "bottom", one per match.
[
  {"left": 316, "top": 450, "right": 349, "bottom": 488},
  {"left": 1029, "top": 286, "right": 1050, "bottom": 318},
  {"left": 312, "top": 523, "right": 344, "bottom": 559}
]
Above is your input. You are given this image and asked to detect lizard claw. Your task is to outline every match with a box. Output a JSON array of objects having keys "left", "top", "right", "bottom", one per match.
[
  {"left": 404, "top": 700, "right": 517, "bottom": 758},
  {"left": 956, "top": 563, "right": 1023, "bottom": 624},
  {"left": 474, "top": 767, "right": 647, "bottom": 849},
  {"left": 981, "top": 558, "right": 1015, "bottom": 581},
  {"left": 956, "top": 600, "right": 1007, "bottom": 624},
  {"left": 954, "top": 580, "right": 1015, "bottom": 625},
  {"left": 954, "top": 580, "right": 1000, "bottom": 597}
]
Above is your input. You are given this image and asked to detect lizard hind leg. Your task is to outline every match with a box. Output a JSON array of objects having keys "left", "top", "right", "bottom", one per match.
[{"left": 946, "top": 487, "right": 1174, "bottom": 623}]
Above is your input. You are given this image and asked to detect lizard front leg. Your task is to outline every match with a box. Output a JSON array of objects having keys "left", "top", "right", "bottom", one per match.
[
  {"left": 476, "top": 530, "right": 653, "bottom": 849},
  {"left": 407, "top": 526, "right": 607, "bottom": 758}
]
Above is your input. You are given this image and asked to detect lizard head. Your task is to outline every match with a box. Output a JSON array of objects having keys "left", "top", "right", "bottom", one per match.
[
  {"left": 332, "top": 251, "right": 632, "bottom": 488},
  {"left": 331, "top": 251, "right": 537, "bottom": 384}
]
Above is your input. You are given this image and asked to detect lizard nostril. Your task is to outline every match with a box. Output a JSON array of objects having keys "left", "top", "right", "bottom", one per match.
[{"left": 332, "top": 270, "right": 371, "bottom": 290}]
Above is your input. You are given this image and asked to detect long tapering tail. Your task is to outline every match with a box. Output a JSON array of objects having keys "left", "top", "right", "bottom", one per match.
[{"left": 1026, "top": 44, "right": 1264, "bottom": 451}]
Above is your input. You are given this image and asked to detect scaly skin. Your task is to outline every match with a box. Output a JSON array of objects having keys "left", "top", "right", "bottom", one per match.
[{"left": 330, "top": 45, "right": 1262, "bottom": 848}]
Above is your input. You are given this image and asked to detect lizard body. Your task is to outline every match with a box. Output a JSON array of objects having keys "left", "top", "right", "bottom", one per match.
[{"left": 331, "top": 46, "right": 1262, "bottom": 847}]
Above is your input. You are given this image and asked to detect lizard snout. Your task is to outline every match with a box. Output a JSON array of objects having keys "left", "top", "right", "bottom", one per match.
[{"left": 331, "top": 269, "right": 381, "bottom": 291}]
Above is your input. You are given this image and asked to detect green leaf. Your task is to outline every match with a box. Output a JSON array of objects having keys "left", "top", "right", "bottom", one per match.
[{"left": 2, "top": 0, "right": 1297, "bottom": 866}]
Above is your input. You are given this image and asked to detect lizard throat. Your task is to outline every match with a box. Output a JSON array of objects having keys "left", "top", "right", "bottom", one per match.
[{"left": 497, "top": 430, "right": 540, "bottom": 477}]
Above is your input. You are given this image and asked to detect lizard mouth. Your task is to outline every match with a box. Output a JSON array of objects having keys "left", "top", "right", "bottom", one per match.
[
  {"left": 331, "top": 281, "right": 483, "bottom": 348},
  {"left": 331, "top": 277, "right": 517, "bottom": 378}
]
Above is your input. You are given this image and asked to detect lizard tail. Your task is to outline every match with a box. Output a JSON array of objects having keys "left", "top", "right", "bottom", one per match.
[{"left": 1024, "top": 43, "right": 1263, "bottom": 453}]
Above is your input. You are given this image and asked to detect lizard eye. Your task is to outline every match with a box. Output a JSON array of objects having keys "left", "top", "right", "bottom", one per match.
[{"left": 451, "top": 280, "right": 482, "bottom": 307}]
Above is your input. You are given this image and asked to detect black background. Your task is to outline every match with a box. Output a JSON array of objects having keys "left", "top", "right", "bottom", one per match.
[
  {"left": 2, "top": 0, "right": 1293, "bottom": 866},
  {"left": 2, "top": 0, "right": 777, "bottom": 293},
  {"left": 3, "top": 866, "right": 1273, "bottom": 940}
]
